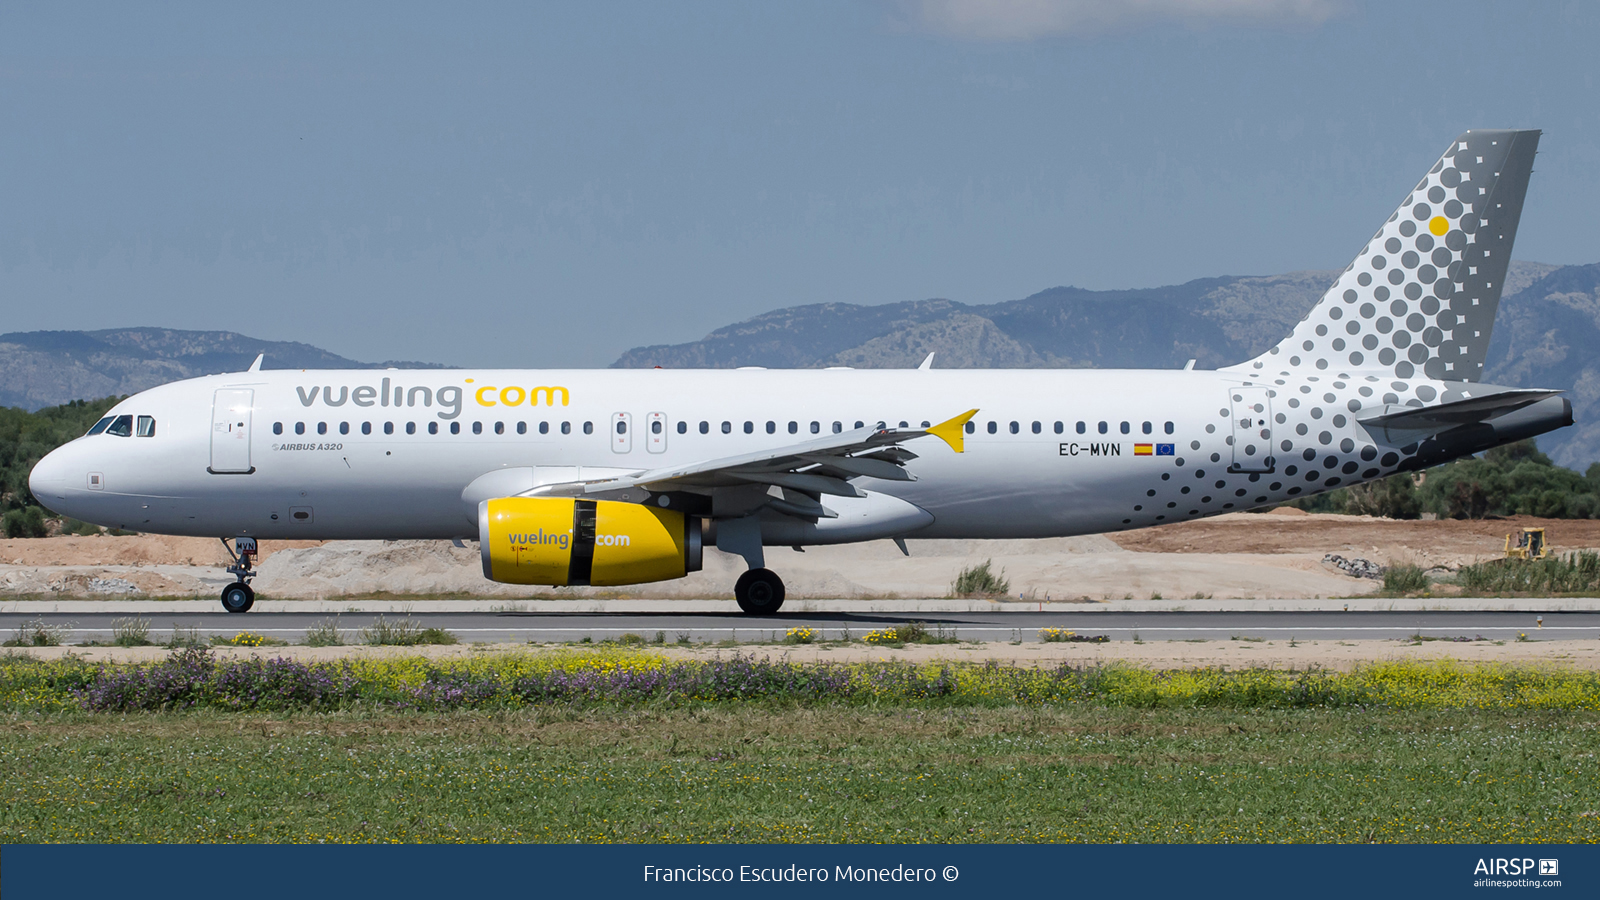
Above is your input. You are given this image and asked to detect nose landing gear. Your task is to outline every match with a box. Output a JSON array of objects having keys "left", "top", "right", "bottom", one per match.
[{"left": 220, "top": 536, "right": 258, "bottom": 613}]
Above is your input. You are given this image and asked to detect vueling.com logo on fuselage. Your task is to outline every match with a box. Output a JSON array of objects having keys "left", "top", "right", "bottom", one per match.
[
  {"left": 508, "top": 529, "right": 571, "bottom": 551},
  {"left": 294, "top": 377, "right": 570, "bottom": 421}
]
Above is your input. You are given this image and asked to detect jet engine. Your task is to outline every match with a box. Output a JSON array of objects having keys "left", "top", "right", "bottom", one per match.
[{"left": 479, "top": 497, "right": 702, "bottom": 586}]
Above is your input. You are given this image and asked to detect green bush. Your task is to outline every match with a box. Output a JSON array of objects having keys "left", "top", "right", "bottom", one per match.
[
  {"left": 952, "top": 560, "right": 1010, "bottom": 597},
  {"left": 1382, "top": 564, "right": 1429, "bottom": 594},
  {"left": 1457, "top": 551, "right": 1600, "bottom": 595},
  {"left": 2, "top": 506, "right": 47, "bottom": 538},
  {"left": 0, "top": 397, "right": 123, "bottom": 519}
]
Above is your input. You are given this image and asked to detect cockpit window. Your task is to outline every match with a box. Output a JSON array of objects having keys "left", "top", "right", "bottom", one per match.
[
  {"left": 104, "top": 415, "right": 134, "bottom": 437},
  {"left": 136, "top": 416, "right": 156, "bottom": 437},
  {"left": 87, "top": 416, "right": 114, "bottom": 436}
]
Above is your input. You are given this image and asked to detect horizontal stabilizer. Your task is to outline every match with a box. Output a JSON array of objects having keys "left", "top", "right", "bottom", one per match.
[{"left": 1357, "top": 388, "right": 1561, "bottom": 435}]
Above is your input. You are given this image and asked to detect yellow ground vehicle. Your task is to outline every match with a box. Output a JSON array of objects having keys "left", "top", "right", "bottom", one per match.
[{"left": 1504, "top": 527, "right": 1550, "bottom": 561}]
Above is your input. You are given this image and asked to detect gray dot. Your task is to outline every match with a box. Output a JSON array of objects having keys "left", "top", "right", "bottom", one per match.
[
  {"left": 1446, "top": 230, "right": 1466, "bottom": 251},
  {"left": 1431, "top": 247, "right": 1452, "bottom": 268},
  {"left": 1433, "top": 280, "right": 1453, "bottom": 299},
  {"left": 1349, "top": 351, "right": 1364, "bottom": 365},
  {"left": 1405, "top": 282, "right": 1423, "bottom": 300},
  {"left": 1440, "top": 167, "right": 1460, "bottom": 188},
  {"left": 1378, "top": 348, "right": 1396, "bottom": 365},
  {"left": 1290, "top": 356, "right": 1301, "bottom": 366},
  {"left": 1319, "top": 431, "right": 1332, "bottom": 445},
  {"left": 1310, "top": 407, "right": 1323, "bottom": 419},
  {"left": 1402, "top": 251, "right": 1419, "bottom": 269},
  {"left": 1385, "top": 237, "right": 1402, "bottom": 253},
  {"left": 1191, "top": 440, "right": 1201, "bottom": 450},
  {"left": 1345, "top": 321, "right": 1360, "bottom": 335},
  {"left": 1383, "top": 392, "right": 1399, "bottom": 404},
  {"left": 1332, "top": 338, "right": 1346, "bottom": 350},
  {"left": 1389, "top": 299, "right": 1407, "bottom": 316},
  {"left": 1316, "top": 358, "right": 1328, "bottom": 369},
  {"left": 1281, "top": 440, "right": 1293, "bottom": 452},
  {"left": 1427, "top": 186, "right": 1446, "bottom": 203},
  {"left": 1391, "top": 381, "right": 1408, "bottom": 390},
  {"left": 1405, "top": 313, "right": 1425, "bottom": 332},
  {"left": 1376, "top": 317, "right": 1393, "bottom": 334},
  {"left": 1413, "top": 203, "right": 1432, "bottom": 220},
  {"left": 1358, "top": 386, "right": 1373, "bottom": 396},
  {"left": 1330, "top": 307, "right": 1344, "bottom": 320},
  {"left": 1416, "top": 385, "right": 1437, "bottom": 401},
  {"left": 1357, "top": 273, "right": 1372, "bottom": 287},
  {"left": 1395, "top": 361, "right": 1416, "bottom": 377},
  {"left": 1400, "top": 220, "right": 1417, "bottom": 236},
  {"left": 1417, "top": 265, "right": 1436, "bottom": 284},
  {"left": 1421, "top": 296, "right": 1440, "bottom": 315},
  {"left": 1422, "top": 326, "right": 1443, "bottom": 347},
  {"left": 1393, "top": 331, "right": 1411, "bottom": 348},
  {"left": 1362, "top": 335, "right": 1379, "bottom": 350},
  {"left": 1344, "top": 289, "right": 1358, "bottom": 302},
  {"left": 1388, "top": 269, "right": 1405, "bottom": 285},
  {"left": 1315, "top": 325, "right": 1328, "bottom": 337},
  {"left": 1304, "top": 340, "right": 1315, "bottom": 351},
  {"left": 1296, "top": 423, "right": 1308, "bottom": 435},
  {"left": 1443, "top": 199, "right": 1462, "bottom": 218},
  {"left": 1415, "top": 233, "right": 1435, "bottom": 252},
  {"left": 1374, "top": 285, "right": 1390, "bottom": 301},
  {"left": 1347, "top": 399, "right": 1362, "bottom": 412},
  {"left": 1323, "top": 392, "right": 1337, "bottom": 403},
  {"left": 1372, "top": 255, "right": 1387, "bottom": 269},
  {"left": 1360, "top": 303, "right": 1375, "bottom": 318}
]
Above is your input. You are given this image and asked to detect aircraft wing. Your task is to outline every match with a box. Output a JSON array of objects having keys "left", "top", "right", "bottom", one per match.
[
  {"left": 1357, "top": 389, "right": 1561, "bottom": 433},
  {"left": 526, "top": 409, "right": 977, "bottom": 519}
]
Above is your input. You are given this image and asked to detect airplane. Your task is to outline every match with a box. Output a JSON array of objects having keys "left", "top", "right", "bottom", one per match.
[{"left": 28, "top": 129, "right": 1570, "bottom": 615}]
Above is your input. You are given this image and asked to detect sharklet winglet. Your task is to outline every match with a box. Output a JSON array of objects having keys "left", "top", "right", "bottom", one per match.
[{"left": 926, "top": 409, "right": 978, "bottom": 454}]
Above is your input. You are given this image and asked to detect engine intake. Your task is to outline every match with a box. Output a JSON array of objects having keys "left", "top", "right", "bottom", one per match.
[{"left": 479, "top": 497, "right": 701, "bottom": 586}]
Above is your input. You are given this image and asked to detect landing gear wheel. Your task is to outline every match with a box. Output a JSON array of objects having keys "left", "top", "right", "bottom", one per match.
[
  {"left": 220, "top": 582, "right": 255, "bottom": 614},
  {"left": 734, "top": 568, "right": 785, "bottom": 615}
]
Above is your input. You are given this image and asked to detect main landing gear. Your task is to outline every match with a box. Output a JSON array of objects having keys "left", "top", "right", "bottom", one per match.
[
  {"left": 220, "top": 536, "right": 259, "bottom": 613},
  {"left": 734, "top": 568, "right": 785, "bottom": 615}
]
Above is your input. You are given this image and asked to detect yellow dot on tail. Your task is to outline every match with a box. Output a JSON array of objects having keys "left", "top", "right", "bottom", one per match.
[{"left": 1429, "top": 216, "right": 1449, "bottom": 236}]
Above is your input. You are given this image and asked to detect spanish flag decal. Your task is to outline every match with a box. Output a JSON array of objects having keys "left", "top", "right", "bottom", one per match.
[{"left": 1134, "top": 444, "right": 1153, "bottom": 456}]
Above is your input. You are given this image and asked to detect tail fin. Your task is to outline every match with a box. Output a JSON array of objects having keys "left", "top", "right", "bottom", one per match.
[{"left": 1228, "top": 129, "right": 1540, "bottom": 382}]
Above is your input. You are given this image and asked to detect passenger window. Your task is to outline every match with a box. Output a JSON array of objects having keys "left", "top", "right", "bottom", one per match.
[
  {"left": 495, "top": 422, "right": 505, "bottom": 435},
  {"left": 788, "top": 421, "right": 798, "bottom": 434},
  {"left": 964, "top": 422, "right": 974, "bottom": 434},
  {"left": 920, "top": 421, "right": 931, "bottom": 428},
  {"left": 1142, "top": 421, "right": 1152, "bottom": 434},
  {"left": 1120, "top": 421, "right": 1130, "bottom": 434},
  {"left": 430, "top": 422, "right": 440, "bottom": 435},
  {"left": 832, "top": 422, "right": 842, "bottom": 434},
  {"left": 810, "top": 421, "right": 820, "bottom": 434},
  {"left": 561, "top": 422, "right": 571, "bottom": 435},
  {"left": 452, "top": 422, "right": 462, "bottom": 435},
  {"left": 1077, "top": 421, "right": 1086, "bottom": 434},
  {"left": 617, "top": 421, "right": 627, "bottom": 435},
  {"left": 653, "top": 421, "right": 663, "bottom": 434},
  {"left": 362, "top": 422, "right": 372, "bottom": 435},
  {"left": 472, "top": 422, "right": 483, "bottom": 434},
  {"left": 1054, "top": 421, "right": 1063, "bottom": 434},
  {"left": 272, "top": 422, "right": 283, "bottom": 436},
  {"left": 986, "top": 422, "right": 997, "bottom": 434},
  {"left": 700, "top": 421, "right": 709, "bottom": 434},
  {"left": 339, "top": 422, "right": 350, "bottom": 435},
  {"left": 88, "top": 416, "right": 114, "bottom": 436},
  {"left": 317, "top": 422, "right": 327, "bottom": 435},
  {"left": 854, "top": 421, "right": 864, "bottom": 429},
  {"left": 583, "top": 422, "right": 593, "bottom": 435},
  {"left": 1031, "top": 421, "right": 1041, "bottom": 434},
  {"left": 106, "top": 415, "right": 133, "bottom": 436},
  {"left": 765, "top": 421, "right": 775, "bottom": 434},
  {"left": 539, "top": 422, "right": 548, "bottom": 434},
  {"left": 517, "top": 422, "right": 527, "bottom": 435},
  {"left": 1098, "top": 421, "right": 1108, "bottom": 434},
  {"left": 1009, "top": 421, "right": 1019, "bottom": 434},
  {"left": 743, "top": 421, "right": 753, "bottom": 434},
  {"left": 295, "top": 422, "right": 306, "bottom": 435},
  {"left": 676, "top": 421, "right": 686, "bottom": 434},
  {"left": 721, "top": 421, "right": 732, "bottom": 434},
  {"left": 1165, "top": 421, "right": 1175, "bottom": 434},
  {"left": 384, "top": 422, "right": 394, "bottom": 435},
  {"left": 406, "top": 422, "right": 416, "bottom": 435}
]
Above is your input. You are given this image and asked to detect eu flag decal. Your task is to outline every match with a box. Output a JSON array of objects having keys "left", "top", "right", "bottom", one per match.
[
  {"left": 1155, "top": 443, "right": 1175, "bottom": 456},
  {"left": 1134, "top": 444, "right": 1153, "bottom": 456}
]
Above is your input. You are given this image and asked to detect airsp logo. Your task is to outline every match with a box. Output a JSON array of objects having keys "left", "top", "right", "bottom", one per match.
[{"left": 1473, "top": 858, "right": 1550, "bottom": 876}]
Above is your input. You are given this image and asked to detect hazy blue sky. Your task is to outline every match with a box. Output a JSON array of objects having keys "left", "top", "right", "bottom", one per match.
[{"left": 2, "top": 1, "right": 1597, "bottom": 367}]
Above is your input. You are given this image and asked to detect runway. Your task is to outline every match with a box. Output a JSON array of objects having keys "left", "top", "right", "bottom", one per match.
[{"left": 3, "top": 609, "right": 1593, "bottom": 644}]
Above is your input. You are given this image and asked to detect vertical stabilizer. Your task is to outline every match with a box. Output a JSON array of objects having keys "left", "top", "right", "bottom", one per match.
[{"left": 1228, "top": 129, "right": 1539, "bottom": 382}]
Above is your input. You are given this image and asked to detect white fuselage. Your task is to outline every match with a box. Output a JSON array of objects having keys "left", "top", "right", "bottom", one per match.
[{"left": 28, "top": 366, "right": 1469, "bottom": 543}]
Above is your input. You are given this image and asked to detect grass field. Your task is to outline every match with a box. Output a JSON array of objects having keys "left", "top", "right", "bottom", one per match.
[
  {"left": 2, "top": 706, "right": 1597, "bottom": 844},
  {"left": 2, "top": 650, "right": 1598, "bottom": 844}
]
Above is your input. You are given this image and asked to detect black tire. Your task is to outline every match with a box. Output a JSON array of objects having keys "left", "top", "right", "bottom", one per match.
[
  {"left": 221, "top": 582, "right": 255, "bottom": 614},
  {"left": 734, "top": 568, "right": 785, "bottom": 615}
]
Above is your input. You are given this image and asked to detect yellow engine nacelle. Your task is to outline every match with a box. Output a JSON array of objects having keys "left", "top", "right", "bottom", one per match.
[{"left": 479, "top": 497, "right": 702, "bottom": 586}]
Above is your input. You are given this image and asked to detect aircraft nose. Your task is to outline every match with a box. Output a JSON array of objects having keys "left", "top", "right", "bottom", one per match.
[{"left": 28, "top": 445, "right": 73, "bottom": 508}]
